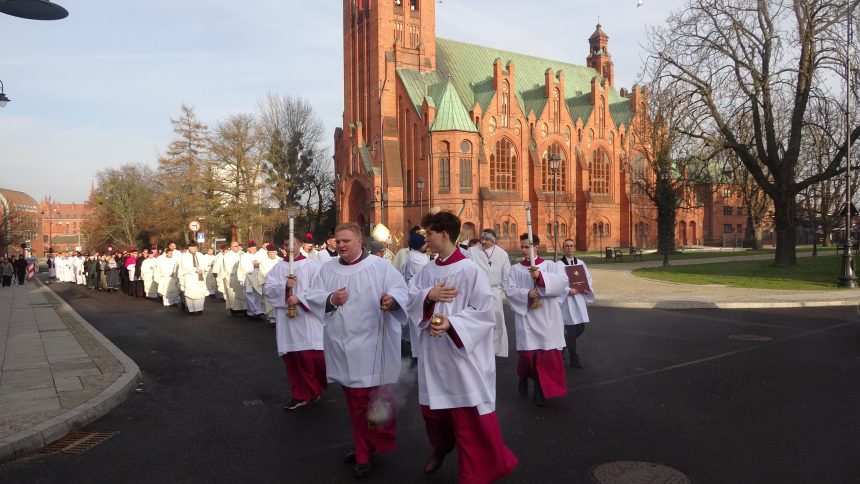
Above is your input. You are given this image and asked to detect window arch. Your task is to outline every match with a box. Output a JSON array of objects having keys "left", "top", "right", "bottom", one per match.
[
  {"left": 589, "top": 149, "right": 610, "bottom": 194},
  {"left": 459, "top": 140, "right": 472, "bottom": 192},
  {"left": 438, "top": 141, "right": 450, "bottom": 191},
  {"left": 541, "top": 143, "right": 567, "bottom": 192},
  {"left": 501, "top": 81, "right": 510, "bottom": 127},
  {"left": 490, "top": 138, "right": 517, "bottom": 191}
]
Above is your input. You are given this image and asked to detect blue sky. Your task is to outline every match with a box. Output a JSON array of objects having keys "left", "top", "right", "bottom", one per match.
[{"left": 0, "top": 0, "right": 684, "bottom": 203}]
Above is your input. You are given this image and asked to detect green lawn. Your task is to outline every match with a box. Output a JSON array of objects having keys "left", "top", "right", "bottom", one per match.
[{"left": 633, "top": 255, "right": 850, "bottom": 290}]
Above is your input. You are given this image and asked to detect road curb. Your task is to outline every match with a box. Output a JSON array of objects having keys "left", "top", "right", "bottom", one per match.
[
  {"left": 592, "top": 299, "right": 858, "bottom": 309},
  {"left": 0, "top": 280, "right": 141, "bottom": 464}
]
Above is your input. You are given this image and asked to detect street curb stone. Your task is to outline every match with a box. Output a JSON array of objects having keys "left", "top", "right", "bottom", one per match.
[
  {"left": 0, "top": 281, "right": 141, "bottom": 464},
  {"left": 592, "top": 299, "right": 857, "bottom": 309}
]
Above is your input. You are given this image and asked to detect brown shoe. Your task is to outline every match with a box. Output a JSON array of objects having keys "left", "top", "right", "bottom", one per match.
[{"left": 423, "top": 449, "right": 450, "bottom": 474}]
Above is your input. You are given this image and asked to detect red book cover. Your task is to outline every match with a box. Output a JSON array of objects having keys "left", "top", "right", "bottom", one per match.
[{"left": 564, "top": 264, "right": 590, "bottom": 293}]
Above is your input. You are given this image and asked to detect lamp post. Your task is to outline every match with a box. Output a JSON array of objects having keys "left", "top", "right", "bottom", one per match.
[
  {"left": 0, "top": 80, "right": 9, "bottom": 107},
  {"left": 839, "top": 3, "right": 858, "bottom": 287},
  {"left": 658, "top": 170, "right": 671, "bottom": 267},
  {"left": 416, "top": 177, "right": 426, "bottom": 217},
  {"left": 549, "top": 154, "right": 562, "bottom": 261}
]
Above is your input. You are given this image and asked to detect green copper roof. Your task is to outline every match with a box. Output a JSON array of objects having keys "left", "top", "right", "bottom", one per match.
[
  {"left": 397, "top": 37, "right": 634, "bottom": 131},
  {"left": 430, "top": 78, "right": 479, "bottom": 133}
]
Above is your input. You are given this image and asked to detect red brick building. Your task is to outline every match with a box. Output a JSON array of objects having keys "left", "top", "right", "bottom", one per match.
[
  {"left": 333, "top": 0, "right": 704, "bottom": 251},
  {"left": 39, "top": 197, "right": 88, "bottom": 254},
  {"left": 0, "top": 188, "right": 42, "bottom": 257}
]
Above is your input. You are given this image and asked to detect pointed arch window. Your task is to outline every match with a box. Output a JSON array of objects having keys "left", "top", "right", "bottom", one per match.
[
  {"left": 501, "top": 81, "right": 510, "bottom": 128},
  {"left": 438, "top": 141, "right": 450, "bottom": 192},
  {"left": 490, "top": 138, "right": 517, "bottom": 191},
  {"left": 459, "top": 140, "right": 472, "bottom": 192},
  {"left": 589, "top": 149, "right": 611, "bottom": 195},
  {"left": 598, "top": 97, "right": 606, "bottom": 139},
  {"left": 541, "top": 143, "right": 567, "bottom": 192}
]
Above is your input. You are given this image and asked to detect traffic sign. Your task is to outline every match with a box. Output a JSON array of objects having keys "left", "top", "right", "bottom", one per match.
[
  {"left": 188, "top": 220, "right": 201, "bottom": 231},
  {"left": 197, "top": 232, "right": 206, "bottom": 243}
]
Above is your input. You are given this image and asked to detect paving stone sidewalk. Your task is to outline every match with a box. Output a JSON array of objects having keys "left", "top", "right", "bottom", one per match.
[{"left": 0, "top": 279, "right": 139, "bottom": 463}]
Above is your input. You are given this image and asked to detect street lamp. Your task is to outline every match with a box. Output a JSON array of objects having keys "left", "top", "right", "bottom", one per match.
[
  {"left": 839, "top": 3, "right": 858, "bottom": 288},
  {"left": 416, "top": 177, "right": 426, "bottom": 217},
  {"left": 0, "top": 80, "right": 9, "bottom": 107},
  {"left": 658, "top": 170, "right": 671, "bottom": 267},
  {"left": 548, "top": 154, "right": 562, "bottom": 261},
  {"left": 0, "top": 0, "right": 68, "bottom": 20}
]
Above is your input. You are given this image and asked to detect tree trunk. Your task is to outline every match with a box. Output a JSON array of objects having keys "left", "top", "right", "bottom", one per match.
[{"left": 772, "top": 194, "right": 798, "bottom": 267}]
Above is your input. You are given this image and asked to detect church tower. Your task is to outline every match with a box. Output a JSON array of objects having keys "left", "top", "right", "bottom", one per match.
[
  {"left": 337, "top": 0, "right": 437, "bottom": 232},
  {"left": 586, "top": 24, "right": 614, "bottom": 87}
]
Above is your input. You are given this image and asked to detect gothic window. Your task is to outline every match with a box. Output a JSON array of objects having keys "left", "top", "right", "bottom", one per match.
[
  {"left": 564, "top": 126, "right": 571, "bottom": 148},
  {"left": 410, "top": 0, "right": 419, "bottom": 11},
  {"left": 515, "top": 119, "right": 522, "bottom": 135},
  {"left": 459, "top": 140, "right": 472, "bottom": 192},
  {"left": 541, "top": 122, "right": 548, "bottom": 138},
  {"left": 409, "top": 25, "right": 420, "bottom": 48},
  {"left": 488, "top": 117, "right": 496, "bottom": 134},
  {"left": 490, "top": 138, "right": 517, "bottom": 191},
  {"left": 553, "top": 89, "right": 561, "bottom": 133},
  {"left": 394, "top": 22, "right": 403, "bottom": 44},
  {"left": 438, "top": 141, "right": 450, "bottom": 191},
  {"left": 587, "top": 129, "right": 594, "bottom": 148},
  {"left": 589, "top": 149, "right": 610, "bottom": 195},
  {"left": 598, "top": 97, "right": 606, "bottom": 139},
  {"left": 501, "top": 81, "right": 510, "bottom": 127},
  {"left": 541, "top": 143, "right": 567, "bottom": 192}
]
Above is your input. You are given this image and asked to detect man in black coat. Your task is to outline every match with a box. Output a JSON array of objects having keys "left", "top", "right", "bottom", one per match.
[{"left": 13, "top": 254, "right": 28, "bottom": 285}]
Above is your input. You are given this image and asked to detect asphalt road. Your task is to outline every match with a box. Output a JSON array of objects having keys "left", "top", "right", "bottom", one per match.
[{"left": 1, "top": 283, "right": 859, "bottom": 483}]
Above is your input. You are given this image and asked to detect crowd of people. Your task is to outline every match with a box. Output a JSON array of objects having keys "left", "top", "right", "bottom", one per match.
[
  {"left": 43, "top": 215, "right": 595, "bottom": 483},
  {"left": 0, "top": 254, "right": 31, "bottom": 286}
]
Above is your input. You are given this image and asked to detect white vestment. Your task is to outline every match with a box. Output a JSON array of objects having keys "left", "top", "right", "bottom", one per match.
[
  {"left": 257, "top": 254, "right": 280, "bottom": 320},
  {"left": 556, "top": 257, "right": 595, "bottom": 325},
  {"left": 211, "top": 252, "right": 225, "bottom": 296},
  {"left": 220, "top": 250, "right": 246, "bottom": 311},
  {"left": 504, "top": 259, "right": 568, "bottom": 351},
  {"left": 400, "top": 249, "right": 429, "bottom": 284},
  {"left": 306, "top": 254, "right": 407, "bottom": 388},
  {"left": 179, "top": 251, "right": 209, "bottom": 301},
  {"left": 467, "top": 244, "right": 512, "bottom": 357},
  {"left": 141, "top": 257, "right": 158, "bottom": 297},
  {"left": 407, "top": 254, "right": 497, "bottom": 415},
  {"left": 156, "top": 254, "right": 180, "bottom": 305},
  {"left": 391, "top": 247, "right": 410, "bottom": 271},
  {"left": 264, "top": 258, "right": 325, "bottom": 355},
  {"left": 241, "top": 251, "right": 264, "bottom": 315},
  {"left": 316, "top": 248, "right": 339, "bottom": 264}
]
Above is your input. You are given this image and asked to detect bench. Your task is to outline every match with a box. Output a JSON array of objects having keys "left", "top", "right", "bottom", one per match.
[{"left": 606, "top": 246, "right": 643, "bottom": 262}]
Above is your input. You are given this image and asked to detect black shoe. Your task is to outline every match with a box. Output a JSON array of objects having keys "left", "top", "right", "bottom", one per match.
[
  {"left": 284, "top": 398, "right": 308, "bottom": 411},
  {"left": 423, "top": 449, "right": 450, "bottom": 474},
  {"left": 533, "top": 380, "right": 547, "bottom": 407},
  {"left": 517, "top": 378, "right": 528, "bottom": 397},
  {"left": 353, "top": 462, "right": 371, "bottom": 478}
]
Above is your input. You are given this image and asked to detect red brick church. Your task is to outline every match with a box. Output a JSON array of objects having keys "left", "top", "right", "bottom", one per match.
[{"left": 333, "top": 0, "right": 704, "bottom": 251}]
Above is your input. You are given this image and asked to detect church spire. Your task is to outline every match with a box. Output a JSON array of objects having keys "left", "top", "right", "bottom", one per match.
[{"left": 586, "top": 24, "right": 614, "bottom": 87}]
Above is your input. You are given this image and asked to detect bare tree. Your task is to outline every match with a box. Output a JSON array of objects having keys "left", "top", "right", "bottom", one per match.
[
  {"left": 82, "top": 164, "right": 159, "bottom": 250},
  {"left": 645, "top": 0, "right": 860, "bottom": 266},
  {"left": 208, "top": 113, "right": 267, "bottom": 243}
]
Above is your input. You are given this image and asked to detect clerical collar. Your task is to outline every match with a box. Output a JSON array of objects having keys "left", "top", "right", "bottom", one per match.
[
  {"left": 520, "top": 257, "right": 545, "bottom": 266},
  {"left": 435, "top": 248, "right": 466, "bottom": 266},
  {"left": 339, "top": 250, "right": 369, "bottom": 265},
  {"left": 326, "top": 247, "right": 337, "bottom": 256}
]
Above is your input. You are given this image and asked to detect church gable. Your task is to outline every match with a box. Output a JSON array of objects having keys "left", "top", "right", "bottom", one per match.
[{"left": 396, "top": 37, "right": 634, "bottom": 132}]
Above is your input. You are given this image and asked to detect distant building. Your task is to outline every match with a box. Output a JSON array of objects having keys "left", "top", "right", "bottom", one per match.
[
  {"left": 0, "top": 188, "right": 42, "bottom": 257},
  {"left": 39, "top": 196, "right": 88, "bottom": 254},
  {"left": 698, "top": 184, "right": 774, "bottom": 247},
  {"left": 333, "top": 0, "right": 706, "bottom": 251}
]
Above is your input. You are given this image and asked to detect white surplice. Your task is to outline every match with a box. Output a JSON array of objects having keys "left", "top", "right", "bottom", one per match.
[
  {"left": 306, "top": 254, "right": 407, "bottom": 388},
  {"left": 406, "top": 254, "right": 498, "bottom": 414},
  {"left": 263, "top": 258, "right": 325, "bottom": 355},
  {"left": 240, "top": 251, "right": 264, "bottom": 315},
  {"left": 156, "top": 254, "right": 180, "bottom": 301},
  {"left": 504, "top": 259, "right": 568, "bottom": 351},
  {"left": 555, "top": 257, "right": 595, "bottom": 325},
  {"left": 178, "top": 251, "right": 209, "bottom": 300},
  {"left": 219, "top": 250, "right": 246, "bottom": 311},
  {"left": 141, "top": 257, "right": 158, "bottom": 297},
  {"left": 467, "top": 244, "right": 512, "bottom": 357},
  {"left": 257, "top": 254, "right": 281, "bottom": 320}
]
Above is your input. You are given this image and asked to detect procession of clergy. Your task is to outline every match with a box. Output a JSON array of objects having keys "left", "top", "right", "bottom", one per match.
[{"left": 47, "top": 213, "right": 594, "bottom": 484}]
